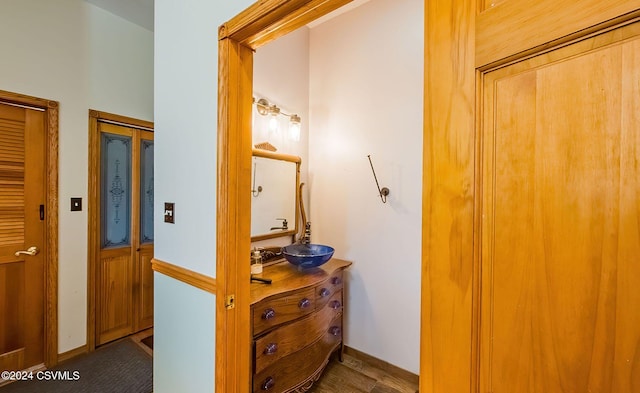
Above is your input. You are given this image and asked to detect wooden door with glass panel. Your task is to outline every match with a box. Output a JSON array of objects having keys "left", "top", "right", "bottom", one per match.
[
  {"left": 96, "top": 122, "right": 154, "bottom": 345},
  {"left": 0, "top": 102, "right": 45, "bottom": 371}
]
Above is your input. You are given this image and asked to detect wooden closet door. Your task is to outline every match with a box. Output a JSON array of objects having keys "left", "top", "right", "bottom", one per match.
[
  {"left": 0, "top": 103, "right": 45, "bottom": 371},
  {"left": 479, "top": 23, "right": 640, "bottom": 393},
  {"left": 96, "top": 123, "right": 154, "bottom": 345},
  {"left": 97, "top": 123, "right": 135, "bottom": 345}
]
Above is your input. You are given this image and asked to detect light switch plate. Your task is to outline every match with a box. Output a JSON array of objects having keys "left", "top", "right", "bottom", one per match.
[
  {"left": 71, "top": 197, "right": 82, "bottom": 211},
  {"left": 164, "top": 202, "right": 175, "bottom": 223}
]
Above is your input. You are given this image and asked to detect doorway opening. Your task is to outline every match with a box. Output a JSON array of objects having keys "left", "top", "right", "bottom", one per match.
[{"left": 216, "top": 1, "right": 376, "bottom": 391}]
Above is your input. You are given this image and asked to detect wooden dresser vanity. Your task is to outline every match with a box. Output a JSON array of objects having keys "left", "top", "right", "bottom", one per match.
[{"left": 250, "top": 258, "right": 352, "bottom": 393}]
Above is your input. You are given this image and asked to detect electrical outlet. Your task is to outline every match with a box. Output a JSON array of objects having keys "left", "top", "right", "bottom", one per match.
[{"left": 164, "top": 202, "right": 175, "bottom": 223}]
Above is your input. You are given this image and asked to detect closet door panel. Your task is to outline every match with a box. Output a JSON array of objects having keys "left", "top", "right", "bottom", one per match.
[{"left": 480, "top": 25, "right": 640, "bottom": 393}]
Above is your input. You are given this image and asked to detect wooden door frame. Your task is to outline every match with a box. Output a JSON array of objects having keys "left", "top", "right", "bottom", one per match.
[
  {"left": 423, "top": 1, "right": 640, "bottom": 392},
  {"left": 0, "top": 89, "right": 58, "bottom": 367},
  {"left": 216, "top": 1, "right": 354, "bottom": 391},
  {"left": 86, "top": 110, "right": 154, "bottom": 352}
]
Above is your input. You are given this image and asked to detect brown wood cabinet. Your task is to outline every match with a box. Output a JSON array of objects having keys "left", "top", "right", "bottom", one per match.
[{"left": 250, "top": 258, "right": 351, "bottom": 393}]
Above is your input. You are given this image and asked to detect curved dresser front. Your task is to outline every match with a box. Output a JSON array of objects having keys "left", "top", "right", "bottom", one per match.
[{"left": 250, "top": 258, "right": 352, "bottom": 393}]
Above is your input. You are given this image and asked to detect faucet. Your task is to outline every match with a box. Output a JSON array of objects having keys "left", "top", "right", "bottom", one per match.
[
  {"left": 299, "top": 222, "right": 311, "bottom": 244},
  {"left": 270, "top": 218, "right": 288, "bottom": 230}
]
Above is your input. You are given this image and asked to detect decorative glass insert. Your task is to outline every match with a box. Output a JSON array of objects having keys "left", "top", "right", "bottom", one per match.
[
  {"left": 101, "top": 133, "right": 131, "bottom": 248},
  {"left": 140, "top": 139, "right": 154, "bottom": 243}
]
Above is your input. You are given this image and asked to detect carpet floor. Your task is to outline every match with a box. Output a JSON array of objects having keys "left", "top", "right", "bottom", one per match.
[{"left": 0, "top": 339, "right": 152, "bottom": 393}]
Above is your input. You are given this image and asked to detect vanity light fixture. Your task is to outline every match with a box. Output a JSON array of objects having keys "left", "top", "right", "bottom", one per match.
[{"left": 254, "top": 97, "right": 301, "bottom": 141}]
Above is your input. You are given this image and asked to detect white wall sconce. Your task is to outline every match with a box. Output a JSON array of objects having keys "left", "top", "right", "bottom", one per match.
[{"left": 254, "top": 97, "right": 301, "bottom": 141}]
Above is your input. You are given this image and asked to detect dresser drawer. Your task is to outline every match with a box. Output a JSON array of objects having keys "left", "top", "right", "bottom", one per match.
[
  {"left": 315, "top": 271, "right": 344, "bottom": 309},
  {"left": 254, "top": 290, "right": 343, "bottom": 374},
  {"left": 252, "top": 287, "right": 316, "bottom": 336},
  {"left": 253, "top": 318, "right": 343, "bottom": 393}
]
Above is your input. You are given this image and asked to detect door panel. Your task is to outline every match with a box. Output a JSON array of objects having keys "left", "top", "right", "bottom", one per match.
[
  {"left": 97, "top": 123, "right": 133, "bottom": 345},
  {"left": 0, "top": 103, "right": 45, "bottom": 370},
  {"left": 95, "top": 121, "right": 153, "bottom": 345},
  {"left": 137, "top": 247, "right": 154, "bottom": 331},
  {"left": 97, "top": 253, "right": 134, "bottom": 344},
  {"left": 136, "top": 132, "right": 154, "bottom": 331},
  {"left": 480, "top": 24, "right": 640, "bottom": 393}
]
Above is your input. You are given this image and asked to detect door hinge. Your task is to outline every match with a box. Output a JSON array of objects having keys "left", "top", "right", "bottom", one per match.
[
  {"left": 225, "top": 294, "right": 235, "bottom": 310},
  {"left": 39, "top": 204, "right": 45, "bottom": 220}
]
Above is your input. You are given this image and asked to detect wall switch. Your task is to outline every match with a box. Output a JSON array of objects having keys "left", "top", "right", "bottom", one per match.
[
  {"left": 70, "top": 197, "right": 82, "bottom": 211},
  {"left": 164, "top": 202, "right": 175, "bottom": 223}
]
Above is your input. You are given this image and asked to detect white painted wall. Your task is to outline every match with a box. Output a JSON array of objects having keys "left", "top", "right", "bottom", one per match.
[
  {"left": 252, "top": 28, "right": 311, "bottom": 249},
  {"left": 0, "top": 0, "right": 153, "bottom": 353},
  {"left": 309, "top": 0, "right": 423, "bottom": 374},
  {"left": 254, "top": 28, "right": 310, "bottom": 162},
  {"left": 153, "top": 0, "right": 252, "bottom": 392},
  {"left": 88, "top": 5, "right": 154, "bottom": 120}
]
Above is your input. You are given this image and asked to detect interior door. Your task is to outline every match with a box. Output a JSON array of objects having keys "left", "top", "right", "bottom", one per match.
[
  {"left": 96, "top": 122, "right": 154, "bottom": 345},
  {"left": 479, "top": 19, "right": 640, "bottom": 393},
  {"left": 0, "top": 102, "right": 45, "bottom": 371}
]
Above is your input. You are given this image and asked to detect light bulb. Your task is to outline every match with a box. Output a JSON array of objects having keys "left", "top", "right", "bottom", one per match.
[
  {"left": 269, "top": 116, "right": 278, "bottom": 133},
  {"left": 289, "top": 116, "right": 301, "bottom": 142}
]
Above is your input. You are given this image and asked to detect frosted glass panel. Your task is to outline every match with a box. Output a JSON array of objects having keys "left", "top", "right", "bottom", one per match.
[
  {"left": 140, "top": 139, "right": 154, "bottom": 243},
  {"left": 101, "top": 133, "right": 131, "bottom": 248}
]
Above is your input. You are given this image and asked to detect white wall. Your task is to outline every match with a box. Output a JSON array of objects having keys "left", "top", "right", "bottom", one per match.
[
  {"left": 153, "top": 0, "right": 253, "bottom": 392},
  {"left": 89, "top": 5, "right": 154, "bottom": 119},
  {"left": 252, "top": 27, "right": 311, "bottom": 248},
  {"left": 0, "top": 0, "right": 153, "bottom": 353},
  {"left": 309, "top": 0, "right": 423, "bottom": 373}
]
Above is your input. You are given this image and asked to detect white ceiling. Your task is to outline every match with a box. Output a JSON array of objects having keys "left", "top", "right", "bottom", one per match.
[
  {"left": 84, "top": 0, "right": 371, "bottom": 33},
  {"left": 307, "top": 0, "right": 371, "bottom": 28},
  {"left": 85, "top": 0, "right": 154, "bottom": 31}
]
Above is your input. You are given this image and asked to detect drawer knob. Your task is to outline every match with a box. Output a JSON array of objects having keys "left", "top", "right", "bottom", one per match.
[
  {"left": 262, "top": 308, "right": 276, "bottom": 320},
  {"left": 261, "top": 376, "right": 275, "bottom": 390},
  {"left": 298, "top": 298, "right": 311, "bottom": 309},
  {"left": 330, "top": 300, "right": 341, "bottom": 310},
  {"left": 329, "top": 326, "right": 342, "bottom": 336},
  {"left": 319, "top": 288, "right": 331, "bottom": 298},
  {"left": 331, "top": 276, "right": 342, "bottom": 285},
  {"left": 264, "top": 343, "right": 278, "bottom": 355}
]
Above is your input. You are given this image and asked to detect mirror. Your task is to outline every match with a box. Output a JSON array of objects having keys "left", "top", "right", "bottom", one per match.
[{"left": 251, "top": 149, "right": 300, "bottom": 241}]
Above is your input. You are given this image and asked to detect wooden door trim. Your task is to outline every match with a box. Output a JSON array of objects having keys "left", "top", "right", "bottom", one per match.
[
  {"left": 0, "top": 89, "right": 58, "bottom": 368},
  {"left": 423, "top": 1, "right": 640, "bottom": 392},
  {"left": 151, "top": 258, "right": 217, "bottom": 295},
  {"left": 216, "top": 1, "right": 356, "bottom": 391},
  {"left": 476, "top": 0, "right": 640, "bottom": 68},
  {"left": 86, "top": 109, "right": 154, "bottom": 351},
  {"left": 421, "top": 2, "right": 476, "bottom": 392},
  {"left": 216, "top": 36, "right": 253, "bottom": 393}
]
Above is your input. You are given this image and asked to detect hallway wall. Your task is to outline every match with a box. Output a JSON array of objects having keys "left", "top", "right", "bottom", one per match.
[{"left": 0, "top": 0, "right": 153, "bottom": 353}]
